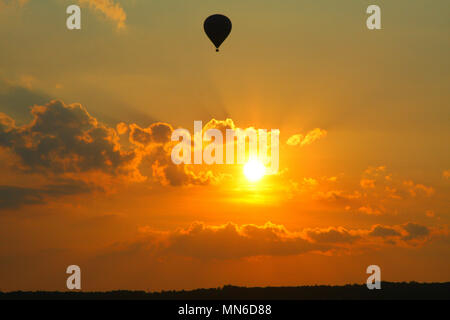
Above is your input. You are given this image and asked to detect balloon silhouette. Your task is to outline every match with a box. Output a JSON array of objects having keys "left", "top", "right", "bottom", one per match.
[{"left": 204, "top": 14, "right": 232, "bottom": 52}]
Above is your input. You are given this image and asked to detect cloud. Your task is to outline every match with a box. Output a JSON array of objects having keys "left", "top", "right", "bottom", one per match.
[
  {"left": 0, "top": 186, "right": 44, "bottom": 209},
  {"left": 358, "top": 205, "right": 383, "bottom": 215},
  {"left": 367, "top": 223, "right": 431, "bottom": 242},
  {"left": 360, "top": 179, "right": 375, "bottom": 189},
  {"left": 403, "top": 180, "right": 434, "bottom": 197},
  {"left": 401, "top": 223, "right": 430, "bottom": 241},
  {"left": 128, "top": 122, "right": 222, "bottom": 186},
  {"left": 149, "top": 145, "right": 222, "bottom": 186},
  {"left": 352, "top": 166, "right": 435, "bottom": 214},
  {"left": 305, "top": 227, "right": 360, "bottom": 244},
  {"left": 0, "top": 100, "right": 141, "bottom": 180},
  {"left": 288, "top": 166, "right": 437, "bottom": 218},
  {"left": 139, "top": 222, "right": 327, "bottom": 259},
  {"left": 1, "top": 99, "right": 227, "bottom": 190},
  {"left": 0, "top": 0, "right": 126, "bottom": 29},
  {"left": 286, "top": 128, "right": 327, "bottom": 147},
  {"left": 425, "top": 210, "right": 435, "bottom": 218},
  {"left": 129, "top": 122, "right": 173, "bottom": 147},
  {"left": 129, "top": 221, "right": 440, "bottom": 260},
  {"left": 364, "top": 166, "right": 386, "bottom": 176},
  {"left": 78, "top": 0, "right": 127, "bottom": 29},
  {"left": 303, "top": 177, "right": 318, "bottom": 187},
  {"left": 0, "top": 81, "right": 52, "bottom": 123},
  {"left": 116, "top": 122, "right": 128, "bottom": 135},
  {"left": 313, "top": 190, "right": 361, "bottom": 202},
  {"left": 369, "top": 225, "right": 401, "bottom": 237},
  {"left": 0, "top": 179, "right": 96, "bottom": 210},
  {"left": 361, "top": 166, "right": 434, "bottom": 199},
  {"left": 202, "top": 118, "right": 236, "bottom": 137}
]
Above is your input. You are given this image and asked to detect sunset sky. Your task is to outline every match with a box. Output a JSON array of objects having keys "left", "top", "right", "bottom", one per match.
[{"left": 0, "top": 0, "right": 449, "bottom": 291}]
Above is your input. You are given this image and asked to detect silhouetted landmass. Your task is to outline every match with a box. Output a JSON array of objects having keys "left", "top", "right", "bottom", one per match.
[{"left": 1, "top": 282, "right": 449, "bottom": 300}]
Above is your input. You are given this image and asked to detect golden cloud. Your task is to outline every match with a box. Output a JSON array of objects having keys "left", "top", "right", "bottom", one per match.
[
  {"left": 403, "top": 180, "right": 434, "bottom": 197},
  {"left": 286, "top": 128, "right": 327, "bottom": 147},
  {"left": 202, "top": 118, "right": 236, "bottom": 136},
  {"left": 360, "top": 178, "right": 376, "bottom": 189},
  {"left": 0, "top": 0, "right": 127, "bottom": 29},
  {"left": 358, "top": 205, "right": 383, "bottom": 215},
  {"left": 78, "top": 0, "right": 127, "bottom": 29}
]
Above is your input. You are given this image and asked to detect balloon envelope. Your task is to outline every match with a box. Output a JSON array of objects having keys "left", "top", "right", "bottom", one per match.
[{"left": 204, "top": 14, "right": 232, "bottom": 52}]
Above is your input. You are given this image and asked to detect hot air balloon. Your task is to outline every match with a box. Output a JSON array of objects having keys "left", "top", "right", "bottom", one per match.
[{"left": 203, "top": 14, "right": 232, "bottom": 52}]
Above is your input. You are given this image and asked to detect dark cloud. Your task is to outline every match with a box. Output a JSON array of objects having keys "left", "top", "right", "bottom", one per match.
[
  {"left": 129, "top": 123, "right": 173, "bottom": 146},
  {"left": 402, "top": 223, "right": 430, "bottom": 240},
  {"left": 162, "top": 222, "right": 326, "bottom": 259},
  {"left": 313, "top": 190, "right": 361, "bottom": 202},
  {"left": 306, "top": 227, "right": 360, "bottom": 244},
  {"left": 148, "top": 145, "right": 186, "bottom": 186},
  {"left": 0, "top": 100, "right": 138, "bottom": 176},
  {"left": 369, "top": 225, "right": 401, "bottom": 237},
  {"left": 115, "top": 221, "right": 441, "bottom": 261},
  {"left": 0, "top": 81, "right": 51, "bottom": 124},
  {"left": 367, "top": 223, "right": 431, "bottom": 243},
  {"left": 148, "top": 144, "right": 219, "bottom": 187},
  {"left": 0, "top": 99, "right": 226, "bottom": 188},
  {"left": 128, "top": 122, "right": 202, "bottom": 186},
  {"left": 0, "top": 179, "right": 96, "bottom": 210},
  {"left": 0, "top": 186, "right": 44, "bottom": 209}
]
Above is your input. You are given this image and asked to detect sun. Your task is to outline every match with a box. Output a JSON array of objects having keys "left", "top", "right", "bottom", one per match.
[{"left": 243, "top": 159, "right": 266, "bottom": 182}]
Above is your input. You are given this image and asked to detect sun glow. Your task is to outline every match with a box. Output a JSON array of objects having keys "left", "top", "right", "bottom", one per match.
[{"left": 243, "top": 159, "right": 266, "bottom": 182}]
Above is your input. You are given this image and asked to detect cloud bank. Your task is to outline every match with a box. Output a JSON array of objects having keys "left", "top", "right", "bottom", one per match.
[
  {"left": 287, "top": 128, "right": 327, "bottom": 147},
  {"left": 130, "top": 221, "right": 440, "bottom": 260}
]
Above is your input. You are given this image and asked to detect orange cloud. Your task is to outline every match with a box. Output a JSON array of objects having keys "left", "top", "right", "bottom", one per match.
[
  {"left": 132, "top": 221, "right": 439, "bottom": 260},
  {"left": 426, "top": 210, "right": 435, "bottom": 218},
  {"left": 286, "top": 128, "right": 327, "bottom": 147},
  {"left": 286, "top": 165, "right": 438, "bottom": 218},
  {"left": 78, "top": 0, "right": 127, "bottom": 29},
  {"left": 358, "top": 205, "right": 383, "bottom": 215},
  {"left": 313, "top": 190, "right": 361, "bottom": 202},
  {"left": 403, "top": 180, "right": 434, "bottom": 197},
  {"left": 116, "top": 122, "right": 128, "bottom": 135},
  {"left": 202, "top": 118, "right": 236, "bottom": 135},
  {"left": 364, "top": 166, "right": 386, "bottom": 176},
  {"left": 1, "top": 0, "right": 127, "bottom": 29},
  {"left": 360, "top": 178, "right": 375, "bottom": 188},
  {"left": 443, "top": 170, "right": 450, "bottom": 179}
]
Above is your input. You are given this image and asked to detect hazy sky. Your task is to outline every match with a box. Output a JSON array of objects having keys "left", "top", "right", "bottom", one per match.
[{"left": 0, "top": 0, "right": 449, "bottom": 291}]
